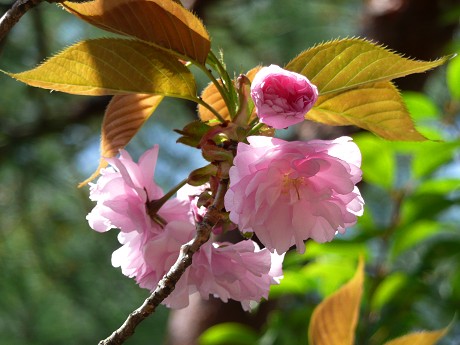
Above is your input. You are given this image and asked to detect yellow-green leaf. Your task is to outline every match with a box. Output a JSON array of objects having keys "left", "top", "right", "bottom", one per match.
[
  {"left": 62, "top": 0, "right": 211, "bottom": 64},
  {"left": 308, "top": 81, "right": 427, "bottom": 141},
  {"left": 286, "top": 38, "right": 451, "bottom": 96},
  {"left": 79, "top": 93, "right": 163, "bottom": 187},
  {"left": 383, "top": 327, "right": 449, "bottom": 345},
  {"left": 308, "top": 258, "right": 364, "bottom": 345},
  {"left": 6, "top": 38, "right": 196, "bottom": 98},
  {"left": 198, "top": 66, "right": 262, "bottom": 124}
]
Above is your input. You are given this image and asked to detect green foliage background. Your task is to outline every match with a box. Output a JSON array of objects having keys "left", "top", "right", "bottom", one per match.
[{"left": 0, "top": 1, "right": 459, "bottom": 344}]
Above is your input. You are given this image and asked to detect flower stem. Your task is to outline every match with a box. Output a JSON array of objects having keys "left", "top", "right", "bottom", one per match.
[
  {"left": 195, "top": 97, "right": 227, "bottom": 123},
  {"left": 98, "top": 178, "right": 229, "bottom": 345},
  {"left": 147, "top": 178, "right": 188, "bottom": 218},
  {"left": 247, "top": 121, "right": 265, "bottom": 136}
]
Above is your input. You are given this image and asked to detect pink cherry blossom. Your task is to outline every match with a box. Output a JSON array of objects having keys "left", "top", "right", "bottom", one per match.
[
  {"left": 250, "top": 64, "right": 318, "bottom": 129},
  {"left": 86, "top": 146, "right": 164, "bottom": 234},
  {"left": 224, "top": 136, "right": 364, "bottom": 254},
  {"left": 111, "top": 191, "right": 283, "bottom": 309},
  {"left": 88, "top": 152, "right": 284, "bottom": 309},
  {"left": 190, "top": 240, "right": 284, "bottom": 311}
]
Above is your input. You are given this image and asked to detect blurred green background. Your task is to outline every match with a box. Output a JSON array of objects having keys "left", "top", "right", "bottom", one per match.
[{"left": 0, "top": 0, "right": 459, "bottom": 344}]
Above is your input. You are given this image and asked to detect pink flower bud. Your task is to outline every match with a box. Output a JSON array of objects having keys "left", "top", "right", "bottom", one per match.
[
  {"left": 250, "top": 65, "right": 318, "bottom": 129},
  {"left": 224, "top": 136, "right": 364, "bottom": 254}
]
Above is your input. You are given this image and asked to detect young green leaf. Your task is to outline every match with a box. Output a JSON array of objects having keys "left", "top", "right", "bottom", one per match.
[
  {"left": 308, "top": 81, "right": 427, "bottom": 141},
  {"left": 446, "top": 55, "right": 460, "bottom": 100},
  {"left": 79, "top": 93, "right": 163, "bottom": 187},
  {"left": 6, "top": 38, "right": 196, "bottom": 98},
  {"left": 286, "top": 38, "right": 451, "bottom": 96},
  {"left": 61, "top": 0, "right": 211, "bottom": 64},
  {"left": 199, "top": 322, "right": 259, "bottom": 345},
  {"left": 308, "top": 258, "right": 364, "bottom": 345}
]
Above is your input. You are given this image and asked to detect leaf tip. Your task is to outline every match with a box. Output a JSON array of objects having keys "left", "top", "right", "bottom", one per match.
[{"left": 78, "top": 159, "right": 108, "bottom": 188}]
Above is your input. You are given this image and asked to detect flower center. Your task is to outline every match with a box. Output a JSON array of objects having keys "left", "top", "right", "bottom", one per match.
[{"left": 282, "top": 174, "right": 306, "bottom": 200}]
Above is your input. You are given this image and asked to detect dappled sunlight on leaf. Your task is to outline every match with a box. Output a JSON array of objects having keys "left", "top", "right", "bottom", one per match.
[
  {"left": 62, "top": 0, "right": 211, "bottom": 64},
  {"left": 308, "top": 81, "right": 427, "bottom": 141},
  {"left": 6, "top": 39, "right": 197, "bottom": 98},
  {"left": 285, "top": 38, "right": 452, "bottom": 96}
]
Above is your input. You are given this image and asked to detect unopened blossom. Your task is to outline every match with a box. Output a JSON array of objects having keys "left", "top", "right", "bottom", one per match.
[
  {"left": 251, "top": 64, "right": 318, "bottom": 129},
  {"left": 224, "top": 136, "right": 364, "bottom": 254}
]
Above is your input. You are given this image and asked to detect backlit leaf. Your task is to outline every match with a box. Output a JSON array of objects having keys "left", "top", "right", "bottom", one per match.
[
  {"left": 308, "top": 258, "right": 364, "bottom": 345},
  {"left": 447, "top": 55, "right": 460, "bottom": 100},
  {"left": 199, "top": 323, "right": 259, "bottom": 345},
  {"left": 383, "top": 327, "right": 449, "bottom": 345},
  {"left": 402, "top": 91, "right": 439, "bottom": 121},
  {"left": 286, "top": 38, "right": 451, "bottom": 96},
  {"left": 308, "top": 81, "right": 427, "bottom": 141},
  {"left": 79, "top": 93, "right": 163, "bottom": 187},
  {"left": 198, "top": 66, "right": 262, "bottom": 123},
  {"left": 6, "top": 38, "right": 196, "bottom": 98},
  {"left": 62, "top": 0, "right": 211, "bottom": 64},
  {"left": 353, "top": 133, "right": 395, "bottom": 189}
]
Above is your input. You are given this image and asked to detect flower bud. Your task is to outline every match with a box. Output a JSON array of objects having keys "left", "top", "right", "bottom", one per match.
[{"left": 251, "top": 64, "right": 318, "bottom": 129}]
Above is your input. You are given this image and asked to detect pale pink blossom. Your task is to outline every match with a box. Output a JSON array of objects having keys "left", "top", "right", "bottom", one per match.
[
  {"left": 86, "top": 146, "right": 164, "bottom": 234},
  {"left": 190, "top": 240, "right": 284, "bottom": 311},
  {"left": 224, "top": 136, "right": 364, "bottom": 254},
  {"left": 89, "top": 153, "right": 284, "bottom": 309},
  {"left": 112, "top": 203, "right": 283, "bottom": 309},
  {"left": 251, "top": 64, "right": 318, "bottom": 129}
]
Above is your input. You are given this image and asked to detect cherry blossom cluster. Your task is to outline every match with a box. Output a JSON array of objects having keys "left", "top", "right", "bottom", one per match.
[{"left": 87, "top": 65, "right": 364, "bottom": 309}]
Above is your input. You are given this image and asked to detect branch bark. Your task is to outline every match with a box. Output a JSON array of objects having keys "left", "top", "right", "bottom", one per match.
[
  {"left": 98, "top": 178, "right": 229, "bottom": 345},
  {"left": 0, "top": 0, "right": 90, "bottom": 43},
  {"left": 1, "top": 0, "right": 45, "bottom": 42}
]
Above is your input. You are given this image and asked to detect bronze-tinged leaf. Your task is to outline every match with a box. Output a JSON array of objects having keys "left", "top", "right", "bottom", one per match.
[
  {"left": 308, "top": 258, "right": 364, "bottom": 345},
  {"left": 79, "top": 93, "right": 163, "bottom": 187},
  {"left": 198, "top": 66, "right": 262, "bottom": 124},
  {"left": 62, "top": 0, "right": 211, "bottom": 64},
  {"left": 6, "top": 38, "right": 196, "bottom": 98},
  {"left": 308, "top": 81, "right": 427, "bottom": 141},
  {"left": 286, "top": 38, "right": 451, "bottom": 95},
  {"left": 383, "top": 327, "right": 449, "bottom": 345},
  {"left": 198, "top": 80, "right": 231, "bottom": 122}
]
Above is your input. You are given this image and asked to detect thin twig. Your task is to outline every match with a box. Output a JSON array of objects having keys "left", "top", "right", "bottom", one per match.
[
  {"left": 1, "top": 0, "right": 44, "bottom": 43},
  {"left": 98, "top": 178, "right": 229, "bottom": 345},
  {"left": 0, "top": 0, "right": 91, "bottom": 43}
]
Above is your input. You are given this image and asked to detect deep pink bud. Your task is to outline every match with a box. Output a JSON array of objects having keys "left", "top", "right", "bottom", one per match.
[{"left": 250, "top": 65, "right": 318, "bottom": 129}]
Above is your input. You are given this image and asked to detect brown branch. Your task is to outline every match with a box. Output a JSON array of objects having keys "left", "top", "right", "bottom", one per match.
[
  {"left": 1, "top": 0, "right": 44, "bottom": 42},
  {"left": 0, "top": 0, "right": 90, "bottom": 43},
  {"left": 98, "top": 178, "right": 229, "bottom": 345}
]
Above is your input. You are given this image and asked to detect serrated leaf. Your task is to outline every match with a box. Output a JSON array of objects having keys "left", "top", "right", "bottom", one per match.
[
  {"left": 383, "top": 327, "right": 449, "bottom": 345},
  {"left": 79, "top": 93, "right": 163, "bottom": 187},
  {"left": 308, "top": 81, "right": 427, "bottom": 141},
  {"left": 286, "top": 38, "right": 451, "bottom": 96},
  {"left": 198, "top": 66, "right": 261, "bottom": 123},
  {"left": 62, "top": 0, "right": 211, "bottom": 64},
  {"left": 6, "top": 38, "right": 196, "bottom": 98},
  {"left": 308, "top": 258, "right": 364, "bottom": 345}
]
